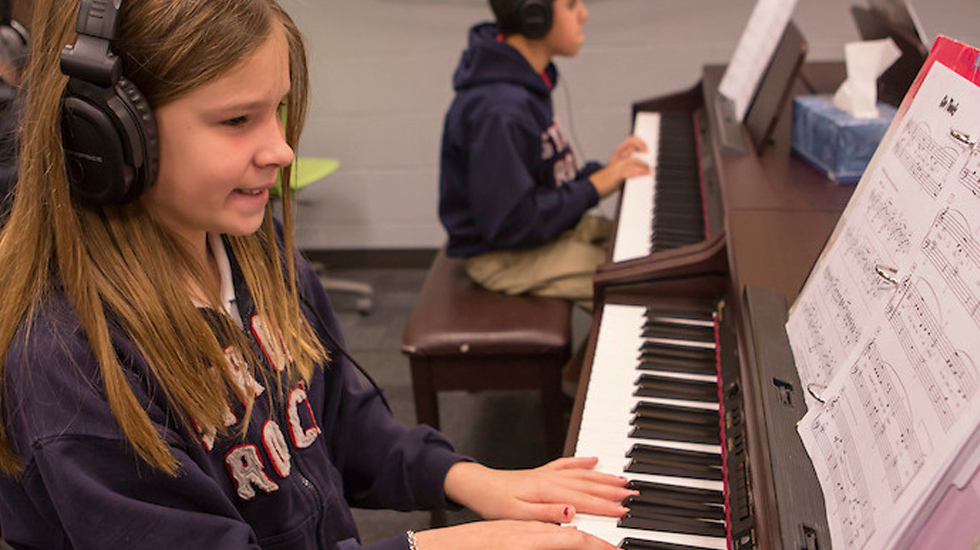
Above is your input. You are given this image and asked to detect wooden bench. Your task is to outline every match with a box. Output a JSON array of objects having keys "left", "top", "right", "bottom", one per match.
[{"left": 401, "top": 248, "right": 572, "bottom": 460}]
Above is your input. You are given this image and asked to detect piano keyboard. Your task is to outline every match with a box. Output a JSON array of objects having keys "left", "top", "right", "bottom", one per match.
[
  {"left": 571, "top": 304, "right": 728, "bottom": 550},
  {"left": 612, "top": 112, "right": 707, "bottom": 264}
]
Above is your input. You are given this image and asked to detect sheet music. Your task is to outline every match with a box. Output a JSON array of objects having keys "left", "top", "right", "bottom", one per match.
[
  {"left": 718, "top": 0, "right": 798, "bottom": 121},
  {"left": 788, "top": 59, "right": 980, "bottom": 550}
]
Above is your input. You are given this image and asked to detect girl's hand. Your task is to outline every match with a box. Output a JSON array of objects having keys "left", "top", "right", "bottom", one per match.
[
  {"left": 413, "top": 519, "right": 620, "bottom": 550},
  {"left": 443, "top": 457, "right": 635, "bottom": 524}
]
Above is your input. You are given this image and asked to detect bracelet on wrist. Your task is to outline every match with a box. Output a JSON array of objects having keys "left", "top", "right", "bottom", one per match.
[{"left": 406, "top": 530, "right": 419, "bottom": 550}]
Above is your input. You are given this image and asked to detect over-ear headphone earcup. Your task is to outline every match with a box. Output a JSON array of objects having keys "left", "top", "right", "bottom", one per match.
[
  {"left": 61, "top": 76, "right": 158, "bottom": 206},
  {"left": 518, "top": 0, "right": 552, "bottom": 40},
  {"left": 0, "top": 19, "right": 28, "bottom": 72}
]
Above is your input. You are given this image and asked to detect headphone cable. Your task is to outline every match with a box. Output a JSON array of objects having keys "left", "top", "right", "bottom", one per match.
[{"left": 298, "top": 292, "right": 393, "bottom": 414}]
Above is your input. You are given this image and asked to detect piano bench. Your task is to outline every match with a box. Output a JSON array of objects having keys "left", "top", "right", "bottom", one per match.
[{"left": 402, "top": 247, "right": 572, "bottom": 461}]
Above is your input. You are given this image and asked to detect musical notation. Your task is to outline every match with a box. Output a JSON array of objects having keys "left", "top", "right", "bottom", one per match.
[
  {"left": 866, "top": 175, "right": 914, "bottom": 257},
  {"left": 809, "top": 394, "right": 876, "bottom": 550},
  {"left": 892, "top": 120, "right": 958, "bottom": 197},
  {"left": 787, "top": 218, "right": 898, "bottom": 395},
  {"left": 957, "top": 149, "right": 980, "bottom": 196},
  {"left": 850, "top": 340, "right": 925, "bottom": 498},
  {"left": 886, "top": 277, "right": 979, "bottom": 431},
  {"left": 921, "top": 208, "right": 980, "bottom": 327}
]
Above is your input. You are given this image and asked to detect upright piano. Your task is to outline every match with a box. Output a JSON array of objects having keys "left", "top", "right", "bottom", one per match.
[{"left": 564, "top": 62, "right": 857, "bottom": 550}]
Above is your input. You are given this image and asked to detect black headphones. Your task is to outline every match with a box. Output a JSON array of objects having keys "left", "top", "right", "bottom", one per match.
[
  {"left": 0, "top": 0, "right": 29, "bottom": 76},
  {"left": 60, "top": 0, "right": 158, "bottom": 206},
  {"left": 503, "top": 0, "right": 553, "bottom": 40}
]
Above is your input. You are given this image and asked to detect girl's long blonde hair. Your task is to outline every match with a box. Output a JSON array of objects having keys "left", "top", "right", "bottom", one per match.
[{"left": 0, "top": 0, "right": 326, "bottom": 476}]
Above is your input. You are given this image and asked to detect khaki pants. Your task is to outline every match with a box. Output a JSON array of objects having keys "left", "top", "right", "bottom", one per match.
[{"left": 464, "top": 215, "right": 612, "bottom": 308}]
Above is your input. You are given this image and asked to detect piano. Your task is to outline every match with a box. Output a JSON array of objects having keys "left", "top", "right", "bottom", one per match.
[
  {"left": 596, "top": 21, "right": 810, "bottom": 296},
  {"left": 565, "top": 61, "right": 858, "bottom": 550}
]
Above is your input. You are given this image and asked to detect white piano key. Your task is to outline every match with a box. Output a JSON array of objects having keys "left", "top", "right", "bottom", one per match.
[
  {"left": 572, "top": 304, "right": 727, "bottom": 549},
  {"left": 612, "top": 112, "right": 659, "bottom": 263}
]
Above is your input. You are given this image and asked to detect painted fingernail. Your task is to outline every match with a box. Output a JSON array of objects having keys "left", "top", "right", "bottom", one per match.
[{"left": 563, "top": 506, "right": 570, "bottom": 517}]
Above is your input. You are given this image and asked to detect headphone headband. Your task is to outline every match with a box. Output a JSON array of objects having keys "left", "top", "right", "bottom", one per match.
[
  {"left": 61, "top": 0, "right": 121, "bottom": 85},
  {"left": 75, "top": 0, "right": 121, "bottom": 40},
  {"left": 498, "top": 0, "right": 552, "bottom": 40}
]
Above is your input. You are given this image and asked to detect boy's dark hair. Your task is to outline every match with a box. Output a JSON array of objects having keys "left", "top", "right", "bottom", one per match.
[{"left": 490, "top": 0, "right": 554, "bottom": 37}]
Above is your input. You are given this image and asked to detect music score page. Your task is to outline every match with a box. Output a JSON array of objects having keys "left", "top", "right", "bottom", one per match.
[
  {"left": 787, "top": 46, "right": 980, "bottom": 550},
  {"left": 718, "top": 0, "right": 798, "bottom": 121}
]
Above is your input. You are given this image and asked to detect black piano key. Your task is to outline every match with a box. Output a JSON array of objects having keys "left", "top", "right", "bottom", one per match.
[
  {"left": 630, "top": 418, "right": 721, "bottom": 446},
  {"left": 650, "top": 205, "right": 703, "bottom": 218},
  {"left": 643, "top": 315, "right": 715, "bottom": 330},
  {"left": 651, "top": 222, "right": 705, "bottom": 236},
  {"left": 630, "top": 415, "right": 720, "bottom": 443},
  {"left": 650, "top": 216, "right": 703, "bottom": 231},
  {"left": 653, "top": 181, "right": 701, "bottom": 194},
  {"left": 642, "top": 322, "right": 713, "bottom": 341},
  {"left": 638, "top": 357, "right": 716, "bottom": 376},
  {"left": 628, "top": 443, "right": 720, "bottom": 468},
  {"left": 645, "top": 309, "right": 714, "bottom": 325},
  {"left": 651, "top": 205, "right": 702, "bottom": 221},
  {"left": 621, "top": 538, "right": 717, "bottom": 550},
  {"left": 651, "top": 186, "right": 701, "bottom": 201},
  {"left": 626, "top": 489, "right": 723, "bottom": 515},
  {"left": 652, "top": 204, "right": 702, "bottom": 219},
  {"left": 641, "top": 325, "right": 714, "bottom": 344},
  {"left": 640, "top": 342, "right": 715, "bottom": 360},
  {"left": 655, "top": 182, "right": 700, "bottom": 194},
  {"left": 626, "top": 459, "right": 723, "bottom": 481},
  {"left": 628, "top": 480, "right": 724, "bottom": 506},
  {"left": 633, "top": 401, "right": 720, "bottom": 426},
  {"left": 634, "top": 374, "right": 718, "bottom": 402},
  {"left": 626, "top": 499, "right": 725, "bottom": 522},
  {"left": 655, "top": 207, "right": 703, "bottom": 222},
  {"left": 619, "top": 511, "right": 726, "bottom": 538},
  {"left": 652, "top": 219, "right": 703, "bottom": 232},
  {"left": 626, "top": 445, "right": 722, "bottom": 480},
  {"left": 651, "top": 233, "right": 705, "bottom": 247}
]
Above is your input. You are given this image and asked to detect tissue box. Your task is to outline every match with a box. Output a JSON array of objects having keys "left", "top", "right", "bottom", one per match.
[{"left": 791, "top": 95, "right": 897, "bottom": 184}]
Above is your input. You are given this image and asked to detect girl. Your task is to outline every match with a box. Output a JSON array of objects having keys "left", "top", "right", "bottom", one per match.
[{"left": 0, "top": 0, "right": 632, "bottom": 549}]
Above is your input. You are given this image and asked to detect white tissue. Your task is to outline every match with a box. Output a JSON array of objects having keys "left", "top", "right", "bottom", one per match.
[{"left": 832, "top": 38, "right": 902, "bottom": 118}]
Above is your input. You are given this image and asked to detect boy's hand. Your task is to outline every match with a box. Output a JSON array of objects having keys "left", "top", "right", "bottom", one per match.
[{"left": 589, "top": 136, "right": 650, "bottom": 198}]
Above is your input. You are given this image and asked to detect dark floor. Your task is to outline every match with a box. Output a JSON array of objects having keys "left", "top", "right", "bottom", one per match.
[{"left": 324, "top": 267, "right": 556, "bottom": 544}]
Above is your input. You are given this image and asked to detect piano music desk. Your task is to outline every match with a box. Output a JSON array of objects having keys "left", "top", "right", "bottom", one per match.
[{"left": 401, "top": 248, "right": 571, "bottom": 523}]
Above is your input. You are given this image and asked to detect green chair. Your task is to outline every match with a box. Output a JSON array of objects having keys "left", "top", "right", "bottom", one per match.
[{"left": 277, "top": 158, "right": 374, "bottom": 314}]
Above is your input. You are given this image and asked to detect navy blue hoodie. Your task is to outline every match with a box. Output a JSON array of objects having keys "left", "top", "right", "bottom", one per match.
[
  {"left": 439, "top": 22, "right": 602, "bottom": 258},
  {"left": 0, "top": 237, "right": 465, "bottom": 550}
]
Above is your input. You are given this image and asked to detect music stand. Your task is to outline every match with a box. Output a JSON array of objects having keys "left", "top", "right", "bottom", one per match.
[
  {"left": 711, "top": 21, "right": 808, "bottom": 156},
  {"left": 744, "top": 21, "right": 808, "bottom": 154}
]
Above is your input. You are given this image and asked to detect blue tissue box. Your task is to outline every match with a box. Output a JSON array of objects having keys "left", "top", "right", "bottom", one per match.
[{"left": 791, "top": 95, "right": 896, "bottom": 184}]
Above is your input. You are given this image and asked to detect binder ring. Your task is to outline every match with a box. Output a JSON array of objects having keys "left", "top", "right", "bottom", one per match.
[
  {"left": 874, "top": 263, "right": 899, "bottom": 286},
  {"left": 950, "top": 128, "right": 978, "bottom": 147},
  {"left": 806, "top": 383, "right": 827, "bottom": 404}
]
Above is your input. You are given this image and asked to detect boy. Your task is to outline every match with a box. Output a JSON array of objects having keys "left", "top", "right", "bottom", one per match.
[{"left": 439, "top": 0, "right": 649, "bottom": 305}]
